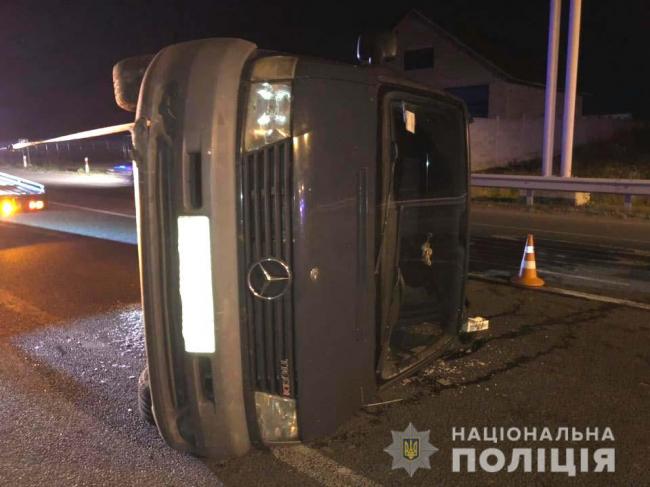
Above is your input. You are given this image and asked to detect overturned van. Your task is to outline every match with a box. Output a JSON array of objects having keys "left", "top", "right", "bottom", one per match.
[{"left": 114, "top": 37, "right": 471, "bottom": 459}]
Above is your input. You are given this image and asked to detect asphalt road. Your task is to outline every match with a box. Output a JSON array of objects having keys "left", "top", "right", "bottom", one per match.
[
  {"left": 0, "top": 181, "right": 649, "bottom": 485},
  {"left": 3, "top": 184, "right": 136, "bottom": 244},
  {"left": 6, "top": 182, "right": 648, "bottom": 302},
  {"left": 470, "top": 206, "right": 650, "bottom": 303}
]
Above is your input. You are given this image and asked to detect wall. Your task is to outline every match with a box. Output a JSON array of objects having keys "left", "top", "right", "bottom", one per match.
[
  {"left": 470, "top": 116, "right": 638, "bottom": 171},
  {"left": 489, "top": 81, "right": 582, "bottom": 119}
]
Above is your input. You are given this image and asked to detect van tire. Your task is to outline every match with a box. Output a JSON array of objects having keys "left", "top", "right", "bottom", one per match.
[
  {"left": 113, "top": 55, "right": 153, "bottom": 112},
  {"left": 137, "top": 366, "right": 156, "bottom": 426}
]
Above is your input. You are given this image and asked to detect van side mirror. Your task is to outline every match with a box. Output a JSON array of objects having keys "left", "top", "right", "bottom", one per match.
[
  {"left": 356, "top": 31, "right": 398, "bottom": 65},
  {"left": 112, "top": 55, "right": 154, "bottom": 112}
]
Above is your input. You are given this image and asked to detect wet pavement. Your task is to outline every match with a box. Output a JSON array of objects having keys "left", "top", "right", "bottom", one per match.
[
  {"left": 0, "top": 221, "right": 648, "bottom": 485},
  {"left": 470, "top": 206, "right": 650, "bottom": 303},
  {"left": 311, "top": 280, "right": 650, "bottom": 485},
  {"left": 5, "top": 186, "right": 650, "bottom": 303}
]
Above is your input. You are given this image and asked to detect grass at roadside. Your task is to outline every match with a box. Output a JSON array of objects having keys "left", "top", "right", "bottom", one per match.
[{"left": 472, "top": 127, "right": 650, "bottom": 219}]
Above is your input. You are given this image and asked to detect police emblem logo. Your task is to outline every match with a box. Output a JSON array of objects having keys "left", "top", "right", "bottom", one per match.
[
  {"left": 403, "top": 438, "right": 419, "bottom": 461},
  {"left": 385, "top": 423, "right": 438, "bottom": 477}
]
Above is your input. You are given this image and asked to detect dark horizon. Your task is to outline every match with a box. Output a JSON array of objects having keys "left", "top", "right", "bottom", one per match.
[{"left": 1, "top": 0, "right": 648, "bottom": 141}]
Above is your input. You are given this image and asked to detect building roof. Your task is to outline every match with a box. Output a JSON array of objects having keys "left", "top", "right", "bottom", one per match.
[{"left": 400, "top": 9, "right": 547, "bottom": 89}]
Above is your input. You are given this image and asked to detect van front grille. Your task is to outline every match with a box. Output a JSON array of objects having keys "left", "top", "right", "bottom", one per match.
[{"left": 239, "top": 139, "right": 295, "bottom": 398}]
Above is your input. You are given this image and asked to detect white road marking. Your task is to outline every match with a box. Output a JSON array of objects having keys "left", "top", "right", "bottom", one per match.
[
  {"left": 363, "top": 398, "right": 404, "bottom": 408},
  {"left": 475, "top": 233, "right": 650, "bottom": 259},
  {"left": 542, "top": 285, "right": 650, "bottom": 311},
  {"left": 469, "top": 273, "right": 650, "bottom": 311},
  {"left": 473, "top": 222, "right": 650, "bottom": 247},
  {"left": 540, "top": 270, "right": 631, "bottom": 287},
  {"left": 49, "top": 201, "right": 136, "bottom": 219},
  {"left": 0, "top": 288, "right": 57, "bottom": 324},
  {"left": 486, "top": 234, "right": 520, "bottom": 241},
  {"left": 272, "top": 445, "right": 381, "bottom": 487},
  {"left": 472, "top": 255, "right": 635, "bottom": 288}
]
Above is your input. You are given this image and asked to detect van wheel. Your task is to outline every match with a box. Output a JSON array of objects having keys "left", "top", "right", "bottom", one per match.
[{"left": 137, "top": 366, "right": 156, "bottom": 425}]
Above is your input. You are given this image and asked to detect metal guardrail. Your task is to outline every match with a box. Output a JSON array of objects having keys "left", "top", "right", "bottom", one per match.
[
  {"left": 0, "top": 171, "right": 45, "bottom": 196},
  {"left": 471, "top": 174, "right": 650, "bottom": 209},
  {"left": 471, "top": 174, "right": 650, "bottom": 195},
  {"left": 9, "top": 123, "right": 134, "bottom": 150}
]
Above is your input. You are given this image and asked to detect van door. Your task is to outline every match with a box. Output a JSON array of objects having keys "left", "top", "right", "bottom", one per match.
[{"left": 376, "top": 92, "right": 469, "bottom": 381}]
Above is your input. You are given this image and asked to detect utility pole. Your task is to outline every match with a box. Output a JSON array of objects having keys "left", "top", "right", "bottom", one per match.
[
  {"left": 560, "top": 0, "right": 583, "bottom": 177},
  {"left": 541, "top": 0, "right": 562, "bottom": 176}
]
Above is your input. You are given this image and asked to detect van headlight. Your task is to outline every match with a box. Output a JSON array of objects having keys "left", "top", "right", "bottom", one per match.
[
  {"left": 255, "top": 391, "right": 299, "bottom": 442},
  {"left": 244, "top": 81, "right": 292, "bottom": 151}
]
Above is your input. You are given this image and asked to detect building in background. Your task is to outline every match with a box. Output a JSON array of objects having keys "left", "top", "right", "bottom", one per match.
[
  {"left": 389, "top": 10, "right": 632, "bottom": 170},
  {"left": 389, "top": 9, "right": 583, "bottom": 121}
]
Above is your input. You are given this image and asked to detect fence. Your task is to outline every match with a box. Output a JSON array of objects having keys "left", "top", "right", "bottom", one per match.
[
  {"left": 470, "top": 115, "right": 640, "bottom": 171},
  {"left": 0, "top": 135, "right": 131, "bottom": 170}
]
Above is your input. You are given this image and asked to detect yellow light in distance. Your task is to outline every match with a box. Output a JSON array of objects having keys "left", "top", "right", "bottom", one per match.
[{"left": 1, "top": 200, "right": 17, "bottom": 217}]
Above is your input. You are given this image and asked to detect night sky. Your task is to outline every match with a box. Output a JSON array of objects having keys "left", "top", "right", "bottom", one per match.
[{"left": 1, "top": 0, "right": 648, "bottom": 142}]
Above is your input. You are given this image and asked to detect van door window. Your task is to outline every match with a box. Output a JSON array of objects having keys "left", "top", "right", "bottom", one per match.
[
  {"left": 377, "top": 94, "right": 468, "bottom": 380},
  {"left": 391, "top": 100, "right": 466, "bottom": 200}
]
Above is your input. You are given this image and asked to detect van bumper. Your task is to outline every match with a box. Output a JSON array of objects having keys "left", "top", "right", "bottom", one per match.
[{"left": 132, "top": 38, "right": 258, "bottom": 458}]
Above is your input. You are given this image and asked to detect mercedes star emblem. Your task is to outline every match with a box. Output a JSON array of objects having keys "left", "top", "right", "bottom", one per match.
[{"left": 247, "top": 258, "right": 292, "bottom": 300}]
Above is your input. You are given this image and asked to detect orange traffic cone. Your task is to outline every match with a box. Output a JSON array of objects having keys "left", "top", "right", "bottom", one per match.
[{"left": 511, "top": 234, "right": 545, "bottom": 287}]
